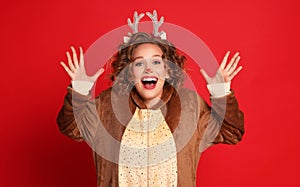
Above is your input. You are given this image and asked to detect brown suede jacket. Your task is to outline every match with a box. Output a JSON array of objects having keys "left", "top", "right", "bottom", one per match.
[{"left": 57, "top": 84, "right": 244, "bottom": 187}]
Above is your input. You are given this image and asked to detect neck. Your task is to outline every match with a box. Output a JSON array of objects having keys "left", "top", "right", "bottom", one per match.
[
  {"left": 144, "top": 98, "right": 162, "bottom": 109},
  {"left": 130, "top": 85, "right": 174, "bottom": 110}
]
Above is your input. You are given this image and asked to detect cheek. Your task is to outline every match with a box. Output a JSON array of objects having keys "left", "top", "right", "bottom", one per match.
[
  {"left": 132, "top": 68, "right": 143, "bottom": 80},
  {"left": 155, "top": 67, "right": 168, "bottom": 77}
]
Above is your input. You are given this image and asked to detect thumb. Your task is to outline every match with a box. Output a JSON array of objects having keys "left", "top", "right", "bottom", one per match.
[
  {"left": 200, "top": 69, "right": 210, "bottom": 82},
  {"left": 91, "top": 68, "right": 105, "bottom": 81}
]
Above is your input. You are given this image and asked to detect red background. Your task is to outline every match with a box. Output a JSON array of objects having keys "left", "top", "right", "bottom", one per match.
[{"left": 1, "top": 0, "right": 299, "bottom": 186}]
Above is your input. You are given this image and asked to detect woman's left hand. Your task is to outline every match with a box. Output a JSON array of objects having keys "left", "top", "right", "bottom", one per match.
[{"left": 200, "top": 51, "right": 242, "bottom": 84}]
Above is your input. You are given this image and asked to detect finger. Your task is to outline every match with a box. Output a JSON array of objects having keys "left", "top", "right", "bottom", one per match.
[
  {"left": 225, "top": 52, "right": 239, "bottom": 71},
  {"left": 66, "top": 52, "right": 75, "bottom": 71},
  {"left": 60, "top": 61, "right": 74, "bottom": 79},
  {"left": 71, "top": 46, "right": 79, "bottom": 68},
  {"left": 79, "top": 46, "right": 85, "bottom": 68},
  {"left": 220, "top": 51, "right": 230, "bottom": 70},
  {"left": 229, "top": 66, "right": 243, "bottom": 80},
  {"left": 200, "top": 69, "right": 210, "bottom": 82},
  {"left": 91, "top": 68, "right": 105, "bottom": 81},
  {"left": 227, "top": 56, "right": 240, "bottom": 75}
]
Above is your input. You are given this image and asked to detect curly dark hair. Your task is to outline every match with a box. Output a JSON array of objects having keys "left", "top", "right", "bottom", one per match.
[{"left": 110, "top": 32, "right": 186, "bottom": 92}]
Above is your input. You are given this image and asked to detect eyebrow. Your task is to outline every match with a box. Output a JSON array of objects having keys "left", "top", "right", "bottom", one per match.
[{"left": 132, "top": 54, "right": 162, "bottom": 61}]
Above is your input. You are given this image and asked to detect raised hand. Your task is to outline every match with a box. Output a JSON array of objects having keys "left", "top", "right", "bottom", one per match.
[
  {"left": 200, "top": 51, "right": 242, "bottom": 84},
  {"left": 60, "top": 46, "right": 104, "bottom": 83}
]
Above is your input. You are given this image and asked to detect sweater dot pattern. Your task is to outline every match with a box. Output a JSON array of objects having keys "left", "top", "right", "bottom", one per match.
[{"left": 119, "top": 108, "right": 177, "bottom": 186}]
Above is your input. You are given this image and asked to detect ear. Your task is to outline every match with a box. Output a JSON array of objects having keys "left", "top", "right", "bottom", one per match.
[
  {"left": 166, "top": 70, "right": 170, "bottom": 79},
  {"left": 125, "top": 63, "right": 135, "bottom": 84},
  {"left": 164, "top": 61, "right": 170, "bottom": 79}
]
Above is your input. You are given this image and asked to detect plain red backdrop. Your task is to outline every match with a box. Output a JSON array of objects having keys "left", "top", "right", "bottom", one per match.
[{"left": 1, "top": 0, "right": 299, "bottom": 186}]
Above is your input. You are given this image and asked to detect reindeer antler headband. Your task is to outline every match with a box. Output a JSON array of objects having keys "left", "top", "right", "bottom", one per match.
[{"left": 123, "top": 10, "right": 167, "bottom": 43}]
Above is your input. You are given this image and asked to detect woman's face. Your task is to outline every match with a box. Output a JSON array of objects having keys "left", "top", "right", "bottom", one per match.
[{"left": 131, "top": 43, "right": 169, "bottom": 107}]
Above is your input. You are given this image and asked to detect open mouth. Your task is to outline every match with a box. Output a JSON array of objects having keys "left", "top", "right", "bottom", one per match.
[{"left": 141, "top": 76, "right": 158, "bottom": 90}]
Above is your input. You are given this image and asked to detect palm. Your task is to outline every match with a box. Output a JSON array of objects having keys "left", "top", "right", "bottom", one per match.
[
  {"left": 200, "top": 51, "right": 242, "bottom": 84},
  {"left": 60, "top": 46, "right": 104, "bottom": 82}
]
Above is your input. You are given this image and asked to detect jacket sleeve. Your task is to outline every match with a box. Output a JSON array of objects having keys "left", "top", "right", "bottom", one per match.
[
  {"left": 198, "top": 91, "right": 244, "bottom": 151},
  {"left": 56, "top": 86, "right": 101, "bottom": 142}
]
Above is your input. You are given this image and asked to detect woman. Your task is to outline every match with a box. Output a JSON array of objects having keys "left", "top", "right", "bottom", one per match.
[{"left": 57, "top": 11, "right": 244, "bottom": 187}]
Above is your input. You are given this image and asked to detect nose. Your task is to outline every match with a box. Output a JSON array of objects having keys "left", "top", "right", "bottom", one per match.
[
  {"left": 144, "top": 61, "right": 152, "bottom": 73},
  {"left": 144, "top": 67, "right": 152, "bottom": 73}
]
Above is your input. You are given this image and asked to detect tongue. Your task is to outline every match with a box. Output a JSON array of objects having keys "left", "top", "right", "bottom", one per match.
[{"left": 143, "top": 83, "right": 156, "bottom": 89}]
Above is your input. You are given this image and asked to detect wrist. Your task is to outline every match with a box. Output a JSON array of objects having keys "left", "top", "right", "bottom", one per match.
[
  {"left": 71, "top": 81, "right": 94, "bottom": 96},
  {"left": 207, "top": 82, "right": 231, "bottom": 98}
]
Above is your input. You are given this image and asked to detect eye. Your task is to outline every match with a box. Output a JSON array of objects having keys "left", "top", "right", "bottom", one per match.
[
  {"left": 134, "top": 61, "right": 144, "bottom": 67},
  {"left": 152, "top": 60, "right": 161, "bottom": 65}
]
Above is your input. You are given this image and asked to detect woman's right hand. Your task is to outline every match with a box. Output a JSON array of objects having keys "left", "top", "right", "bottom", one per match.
[{"left": 60, "top": 46, "right": 104, "bottom": 83}]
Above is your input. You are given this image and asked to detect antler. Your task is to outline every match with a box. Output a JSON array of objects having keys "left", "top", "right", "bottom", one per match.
[
  {"left": 146, "top": 10, "right": 166, "bottom": 39},
  {"left": 124, "top": 11, "right": 145, "bottom": 43}
]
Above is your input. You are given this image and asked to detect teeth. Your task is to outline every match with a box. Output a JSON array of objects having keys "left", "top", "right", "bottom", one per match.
[{"left": 142, "top": 77, "right": 157, "bottom": 82}]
